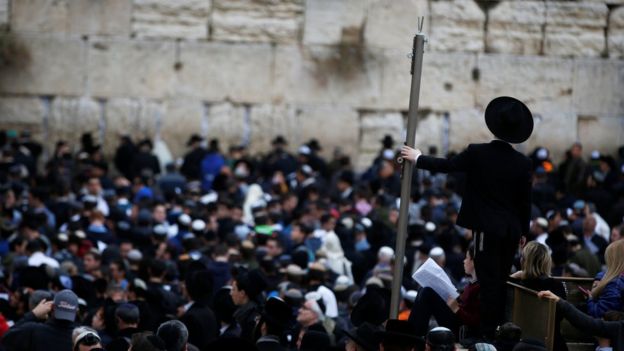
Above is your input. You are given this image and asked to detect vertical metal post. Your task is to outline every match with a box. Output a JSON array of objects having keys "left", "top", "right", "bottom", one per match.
[{"left": 389, "top": 26, "right": 426, "bottom": 319}]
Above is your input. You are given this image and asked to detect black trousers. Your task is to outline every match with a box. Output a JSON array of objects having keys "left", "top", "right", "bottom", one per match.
[
  {"left": 473, "top": 230, "right": 518, "bottom": 338},
  {"left": 408, "top": 287, "right": 460, "bottom": 337}
]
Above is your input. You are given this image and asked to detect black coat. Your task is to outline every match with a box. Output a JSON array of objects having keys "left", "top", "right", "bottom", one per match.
[
  {"left": 180, "top": 301, "right": 219, "bottom": 350},
  {"left": 181, "top": 147, "right": 207, "bottom": 180},
  {"left": 106, "top": 327, "right": 141, "bottom": 351},
  {"left": 2, "top": 317, "right": 75, "bottom": 351},
  {"left": 417, "top": 140, "right": 532, "bottom": 237}
]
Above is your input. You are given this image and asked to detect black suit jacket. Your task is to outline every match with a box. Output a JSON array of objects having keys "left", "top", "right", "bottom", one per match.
[
  {"left": 181, "top": 301, "right": 219, "bottom": 350},
  {"left": 416, "top": 140, "right": 532, "bottom": 237}
]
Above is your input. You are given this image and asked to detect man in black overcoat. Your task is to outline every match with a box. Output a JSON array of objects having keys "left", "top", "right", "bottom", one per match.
[{"left": 401, "top": 96, "right": 534, "bottom": 339}]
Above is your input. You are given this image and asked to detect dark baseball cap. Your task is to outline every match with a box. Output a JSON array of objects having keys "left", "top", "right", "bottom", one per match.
[{"left": 53, "top": 289, "right": 78, "bottom": 321}]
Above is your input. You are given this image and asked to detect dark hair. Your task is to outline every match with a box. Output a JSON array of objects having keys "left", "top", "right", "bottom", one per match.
[
  {"left": 131, "top": 332, "right": 166, "bottom": 351},
  {"left": 156, "top": 320, "right": 188, "bottom": 351},
  {"left": 115, "top": 303, "right": 140, "bottom": 324},
  {"left": 74, "top": 332, "right": 101, "bottom": 351},
  {"left": 185, "top": 270, "right": 213, "bottom": 302}
]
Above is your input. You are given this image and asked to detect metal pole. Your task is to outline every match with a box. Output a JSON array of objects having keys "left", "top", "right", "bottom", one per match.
[{"left": 389, "top": 25, "right": 426, "bottom": 319}]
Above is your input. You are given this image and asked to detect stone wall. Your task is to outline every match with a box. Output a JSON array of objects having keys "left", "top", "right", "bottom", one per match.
[{"left": 1, "top": 0, "right": 623, "bottom": 171}]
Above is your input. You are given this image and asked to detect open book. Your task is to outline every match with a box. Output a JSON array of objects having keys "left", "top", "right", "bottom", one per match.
[{"left": 412, "top": 258, "right": 459, "bottom": 300}]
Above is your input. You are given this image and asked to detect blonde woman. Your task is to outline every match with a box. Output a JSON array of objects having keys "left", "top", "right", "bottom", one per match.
[
  {"left": 510, "top": 241, "right": 568, "bottom": 351},
  {"left": 587, "top": 240, "right": 624, "bottom": 318}
]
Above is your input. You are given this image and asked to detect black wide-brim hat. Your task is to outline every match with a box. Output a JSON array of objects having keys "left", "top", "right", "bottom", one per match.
[
  {"left": 375, "top": 319, "right": 424, "bottom": 346},
  {"left": 344, "top": 322, "right": 382, "bottom": 351},
  {"left": 485, "top": 96, "right": 534, "bottom": 144}
]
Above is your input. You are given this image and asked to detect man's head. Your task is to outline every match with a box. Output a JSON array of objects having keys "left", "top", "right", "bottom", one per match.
[
  {"left": 425, "top": 327, "right": 455, "bottom": 351},
  {"left": 156, "top": 320, "right": 189, "bottom": 351},
  {"left": 582, "top": 216, "right": 597, "bottom": 237},
  {"left": 53, "top": 289, "right": 79, "bottom": 322},
  {"left": 297, "top": 293, "right": 325, "bottom": 327},
  {"left": 72, "top": 326, "right": 102, "bottom": 351},
  {"left": 571, "top": 142, "right": 583, "bottom": 158},
  {"left": 115, "top": 303, "right": 140, "bottom": 329},
  {"left": 265, "top": 237, "right": 283, "bottom": 258},
  {"left": 230, "top": 269, "right": 266, "bottom": 305},
  {"left": 83, "top": 249, "right": 101, "bottom": 273},
  {"left": 86, "top": 177, "right": 102, "bottom": 196}
]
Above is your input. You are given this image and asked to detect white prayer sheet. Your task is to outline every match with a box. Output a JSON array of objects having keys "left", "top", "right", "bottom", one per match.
[{"left": 411, "top": 258, "right": 459, "bottom": 300}]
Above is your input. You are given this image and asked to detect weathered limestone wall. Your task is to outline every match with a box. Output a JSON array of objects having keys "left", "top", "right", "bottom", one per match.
[{"left": 1, "top": 0, "right": 623, "bottom": 170}]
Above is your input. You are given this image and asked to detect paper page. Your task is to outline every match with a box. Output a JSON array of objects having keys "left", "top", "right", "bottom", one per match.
[{"left": 412, "top": 257, "right": 459, "bottom": 300}]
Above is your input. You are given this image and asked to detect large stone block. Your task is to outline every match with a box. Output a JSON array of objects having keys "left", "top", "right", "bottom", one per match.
[
  {"left": 609, "top": 6, "right": 624, "bottom": 58},
  {"left": 88, "top": 39, "right": 176, "bottom": 99},
  {"left": 211, "top": 0, "right": 303, "bottom": 43},
  {"left": 47, "top": 97, "right": 101, "bottom": 151},
  {"left": 486, "top": 1, "right": 545, "bottom": 55},
  {"left": 132, "top": 0, "right": 210, "bottom": 40},
  {"left": 524, "top": 97, "right": 577, "bottom": 162},
  {"left": 572, "top": 58, "right": 624, "bottom": 117},
  {"left": 448, "top": 108, "right": 491, "bottom": 152},
  {"left": 0, "top": 96, "right": 44, "bottom": 126},
  {"left": 475, "top": 54, "right": 574, "bottom": 107},
  {"left": 303, "top": 0, "right": 365, "bottom": 46},
  {"left": 363, "top": 0, "right": 429, "bottom": 50},
  {"left": 293, "top": 105, "right": 359, "bottom": 161},
  {"left": 414, "top": 111, "right": 445, "bottom": 154},
  {"left": 0, "top": 96, "right": 46, "bottom": 147},
  {"left": 104, "top": 98, "right": 163, "bottom": 154},
  {"left": 248, "top": 104, "right": 298, "bottom": 154},
  {"left": 380, "top": 51, "right": 477, "bottom": 111},
  {"left": 272, "top": 45, "right": 383, "bottom": 108},
  {"left": 544, "top": 2, "right": 607, "bottom": 57},
  {"left": 357, "top": 111, "right": 404, "bottom": 170},
  {"left": 177, "top": 42, "right": 272, "bottom": 103},
  {"left": 10, "top": 0, "right": 69, "bottom": 33},
  {"left": 68, "top": 0, "right": 132, "bottom": 36},
  {"left": 578, "top": 116, "right": 624, "bottom": 157},
  {"left": 0, "top": 0, "right": 8, "bottom": 27},
  {"left": 0, "top": 34, "right": 85, "bottom": 96},
  {"left": 204, "top": 102, "right": 246, "bottom": 149},
  {"left": 160, "top": 98, "right": 204, "bottom": 158},
  {"left": 429, "top": 0, "right": 485, "bottom": 53}
]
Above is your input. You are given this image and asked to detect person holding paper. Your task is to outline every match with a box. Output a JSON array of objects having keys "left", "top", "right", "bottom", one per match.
[
  {"left": 408, "top": 244, "right": 480, "bottom": 338},
  {"left": 401, "top": 97, "right": 533, "bottom": 339}
]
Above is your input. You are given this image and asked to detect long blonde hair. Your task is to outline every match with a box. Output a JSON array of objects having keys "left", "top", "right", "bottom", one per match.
[
  {"left": 592, "top": 240, "right": 624, "bottom": 298},
  {"left": 522, "top": 241, "right": 552, "bottom": 279}
]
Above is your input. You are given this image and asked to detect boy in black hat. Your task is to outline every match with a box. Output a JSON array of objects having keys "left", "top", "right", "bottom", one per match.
[{"left": 402, "top": 96, "right": 534, "bottom": 339}]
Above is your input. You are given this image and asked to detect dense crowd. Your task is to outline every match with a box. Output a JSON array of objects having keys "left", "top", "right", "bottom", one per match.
[{"left": 0, "top": 128, "right": 623, "bottom": 351}]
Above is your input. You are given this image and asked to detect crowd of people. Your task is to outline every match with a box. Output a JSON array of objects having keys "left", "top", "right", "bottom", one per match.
[{"left": 0, "top": 127, "right": 623, "bottom": 351}]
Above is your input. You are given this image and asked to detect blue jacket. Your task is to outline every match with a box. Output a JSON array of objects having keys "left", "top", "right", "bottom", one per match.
[{"left": 588, "top": 272, "right": 624, "bottom": 318}]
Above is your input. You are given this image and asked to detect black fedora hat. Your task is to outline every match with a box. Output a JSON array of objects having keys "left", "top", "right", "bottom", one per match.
[
  {"left": 376, "top": 319, "right": 424, "bottom": 346},
  {"left": 344, "top": 322, "right": 382, "bottom": 351},
  {"left": 485, "top": 96, "right": 533, "bottom": 144},
  {"left": 261, "top": 296, "right": 292, "bottom": 328}
]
